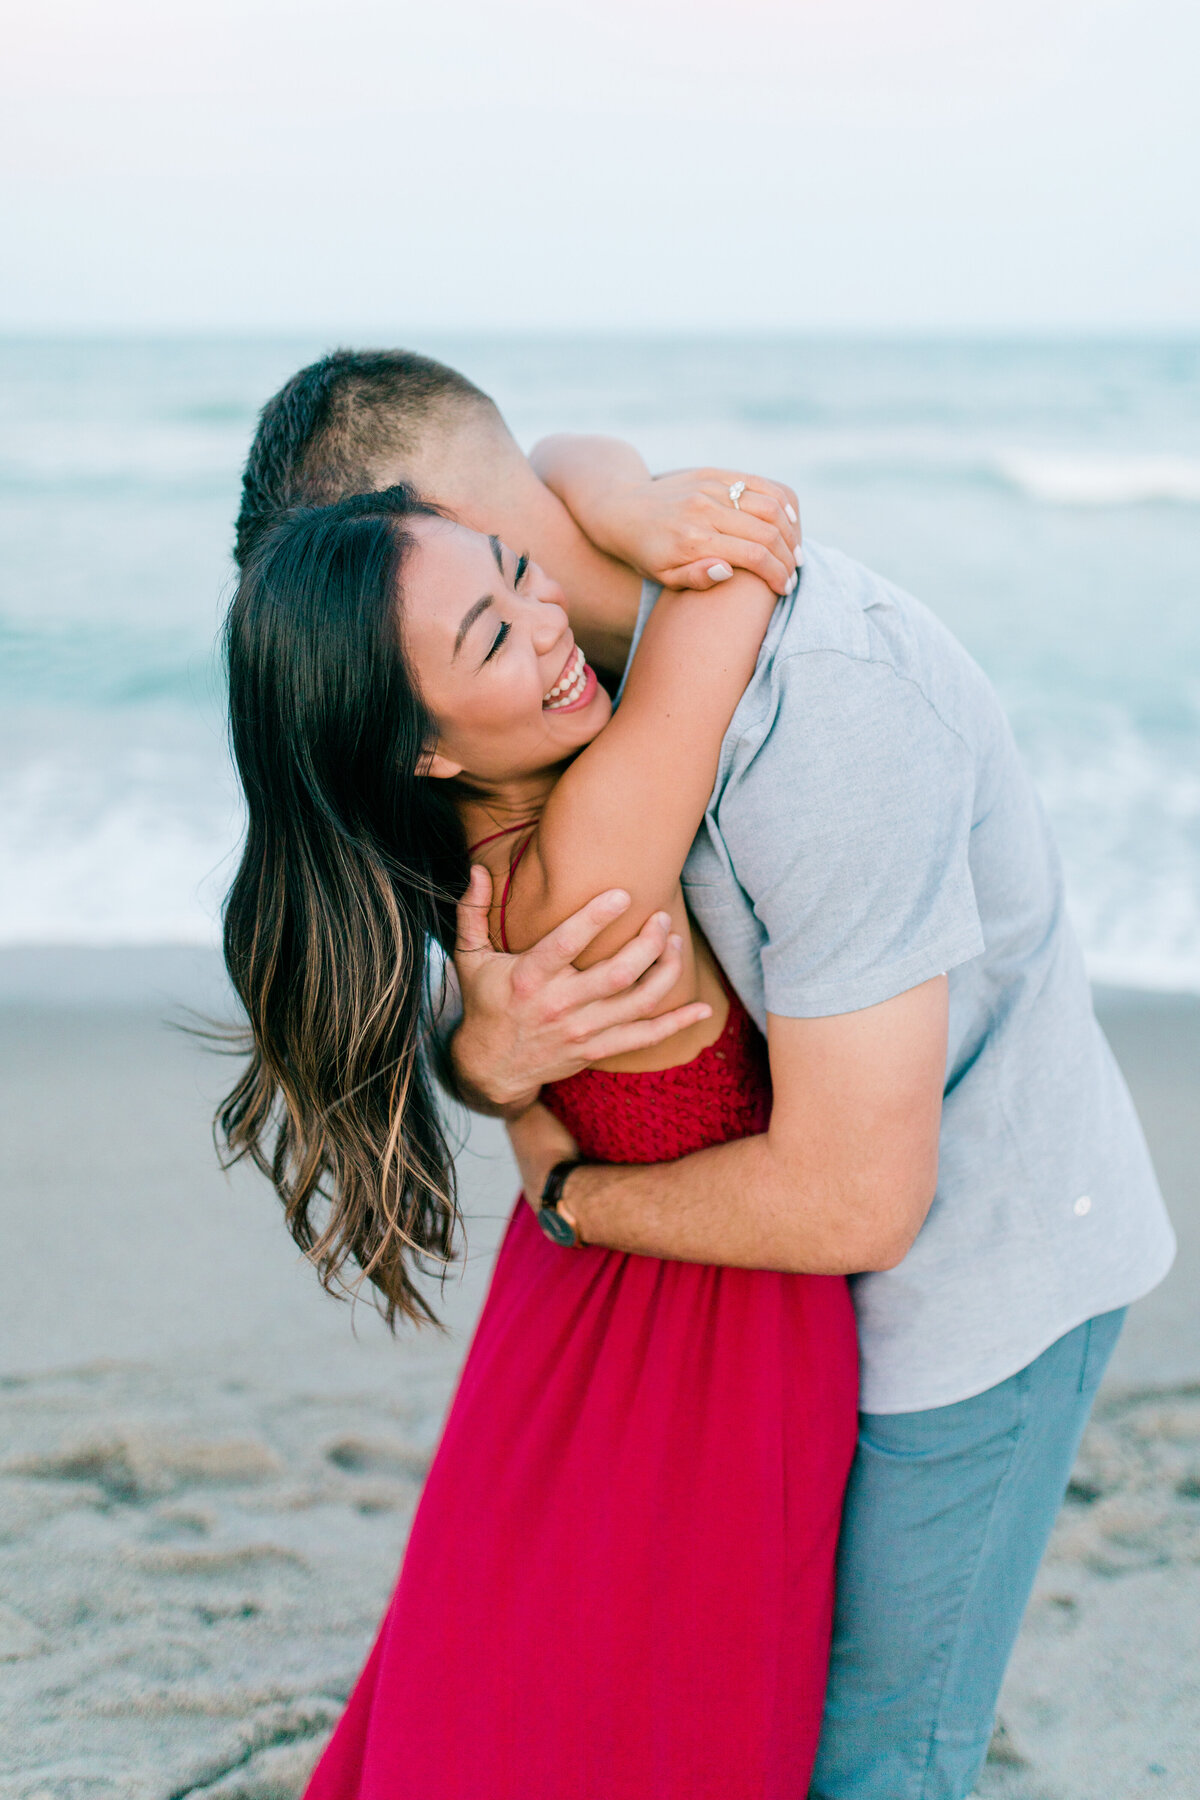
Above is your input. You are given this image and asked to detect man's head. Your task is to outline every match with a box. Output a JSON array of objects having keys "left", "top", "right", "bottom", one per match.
[{"left": 234, "top": 348, "right": 522, "bottom": 569}]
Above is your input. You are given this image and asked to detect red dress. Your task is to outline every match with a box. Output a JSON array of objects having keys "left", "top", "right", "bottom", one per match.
[{"left": 305, "top": 992, "right": 859, "bottom": 1799}]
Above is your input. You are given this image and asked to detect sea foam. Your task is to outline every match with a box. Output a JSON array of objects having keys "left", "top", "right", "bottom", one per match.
[
  {"left": 999, "top": 452, "right": 1200, "bottom": 507},
  {"left": 3, "top": 334, "right": 1199, "bottom": 999}
]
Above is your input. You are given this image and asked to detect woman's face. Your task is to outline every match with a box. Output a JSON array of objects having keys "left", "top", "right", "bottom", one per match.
[{"left": 401, "top": 516, "right": 611, "bottom": 786}]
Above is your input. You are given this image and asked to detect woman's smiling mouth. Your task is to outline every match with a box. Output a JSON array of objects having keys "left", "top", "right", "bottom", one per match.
[{"left": 542, "top": 644, "right": 593, "bottom": 712}]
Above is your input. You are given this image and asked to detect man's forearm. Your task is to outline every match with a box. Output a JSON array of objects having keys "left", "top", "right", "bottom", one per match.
[{"left": 563, "top": 1132, "right": 920, "bottom": 1276}]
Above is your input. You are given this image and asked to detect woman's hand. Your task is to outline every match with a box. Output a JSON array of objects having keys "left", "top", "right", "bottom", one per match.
[
  {"left": 507, "top": 1101, "right": 582, "bottom": 1212},
  {"left": 602, "top": 467, "right": 803, "bottom": 596},
  {"left": 530, "top": 434, "right": 802, "bottom": 596}
]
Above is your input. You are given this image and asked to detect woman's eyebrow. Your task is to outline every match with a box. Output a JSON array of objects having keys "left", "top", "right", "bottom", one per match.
[{"left": 453, "top": 594, "right": 493, "bottom": 659}]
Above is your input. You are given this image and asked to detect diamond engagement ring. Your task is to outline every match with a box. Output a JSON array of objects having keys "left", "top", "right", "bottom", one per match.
[{"left": 728, "top": 480, "right": 746, "bottom": 510}]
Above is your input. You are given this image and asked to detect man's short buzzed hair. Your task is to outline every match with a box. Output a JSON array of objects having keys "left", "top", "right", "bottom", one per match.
[{"left": 234, "top": 348, "right": 495, "bottom": 569}]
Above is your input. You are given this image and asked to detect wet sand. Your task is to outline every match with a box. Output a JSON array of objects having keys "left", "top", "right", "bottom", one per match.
[{"left": 0, "top": 953, "right": 1197, "bottom": 1798}]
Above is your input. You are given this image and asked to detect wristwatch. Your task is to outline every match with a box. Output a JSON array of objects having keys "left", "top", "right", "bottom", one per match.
[{"left": 537, "top": 1159, "right": 585, "bottom": 1247}]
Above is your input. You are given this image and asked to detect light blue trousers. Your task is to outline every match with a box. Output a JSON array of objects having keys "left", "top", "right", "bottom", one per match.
[{"left": 810, "top": 1308, "right": 1125, "bottom": 1800}]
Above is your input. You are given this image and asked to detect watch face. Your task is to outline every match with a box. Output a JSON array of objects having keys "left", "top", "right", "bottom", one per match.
[{"left": 537, "top": 1206, "right": 577, "bottom": 1248}]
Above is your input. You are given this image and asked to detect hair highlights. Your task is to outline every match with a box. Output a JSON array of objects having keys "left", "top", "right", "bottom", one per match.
[{"left": 219, "top": 485, "right": 467, "bottom": 1328}]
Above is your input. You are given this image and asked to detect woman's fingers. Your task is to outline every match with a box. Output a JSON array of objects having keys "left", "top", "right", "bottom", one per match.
[
  {"left": 701, "top": 528, "right": 796, "bottom": 596},
  {"left": 638, "top": 467, "right": 801, "bottom": 592},
  {"left": 722, "top": 493, "right": 801, "bottom": 586},
  {"left": 745, "top": 475, "right": 801, "bottom": 535},
  {"left": 735, "top": 487, "right": 803, "bottom": 565},
  {"left": 669, "top": 485, "right": 798, "bottom": 594},
  {"left": 702, "top": 471, "right": 801, "bottom": 552},
  {"left": 657, "top": 559, "right": 742, "bottom": 590}
]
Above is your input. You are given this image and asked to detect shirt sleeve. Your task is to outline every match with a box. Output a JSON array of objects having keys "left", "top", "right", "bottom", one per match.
[{"left": 726, "top": 650, "right": 985, "bottom": 1018}]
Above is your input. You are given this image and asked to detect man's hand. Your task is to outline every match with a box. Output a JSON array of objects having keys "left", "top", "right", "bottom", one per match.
[
  {"left": 530, "top": 434, "right": 802, "bottom": 597},
  {"left": 449, "top": 866, "right": 712, "bottom": 1118},
  {"left": 507, "top": 1102, "right": 581, "bottom": 1207}
]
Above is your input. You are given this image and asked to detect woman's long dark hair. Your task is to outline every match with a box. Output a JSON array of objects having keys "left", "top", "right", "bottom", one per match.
[{"left": 219, "top": 485, "right": 469, "bottom": 1327}]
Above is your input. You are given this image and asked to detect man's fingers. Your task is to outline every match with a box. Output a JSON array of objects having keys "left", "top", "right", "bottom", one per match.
[
  {"left": 583, "top": 1003, "right": 713, "bottom": 1063},
  {"left": 454, "top": 864, "right": 495, "bottom": 957},
  {"left": 521, "top": 888, "right": 633, "bottom": 977},
  {"left": 576, "top": 933, "right": 687, "bottom": 1028},
  {"left": 562, "top": 912, "right": 677, "bottom": 1004}
]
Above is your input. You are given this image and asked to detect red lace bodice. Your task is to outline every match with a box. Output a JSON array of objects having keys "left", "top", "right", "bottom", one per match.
[{"left": 540, "top": 989, "right": 772, "bottom": 1165}]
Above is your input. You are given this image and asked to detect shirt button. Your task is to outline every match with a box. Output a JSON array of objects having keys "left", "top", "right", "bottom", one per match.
[{"left": 1074, "top": 1195, "right": 1092, "bottom": 1217}]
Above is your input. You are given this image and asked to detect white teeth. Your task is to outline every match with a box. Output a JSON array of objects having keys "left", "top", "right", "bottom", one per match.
[{"left": 543, "top": 646, "right": 587, "bottom": 709}]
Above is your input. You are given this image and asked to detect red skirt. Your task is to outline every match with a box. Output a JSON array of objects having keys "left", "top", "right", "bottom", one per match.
[{"left": 305, "top": 1198, "right": 858, "bottom": 1799}]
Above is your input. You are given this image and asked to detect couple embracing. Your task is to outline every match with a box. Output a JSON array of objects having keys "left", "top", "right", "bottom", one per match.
[{"left": 221, "top": 349, "right": 1173, "bottom": 1799}]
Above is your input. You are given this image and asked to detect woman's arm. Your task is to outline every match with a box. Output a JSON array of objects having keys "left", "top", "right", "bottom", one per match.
[
  {"left": 508, "top": 568, "right": 780, "bottom": 962},
  {"left": 531, "top": 433, "right": 802, "bottom": 598}
]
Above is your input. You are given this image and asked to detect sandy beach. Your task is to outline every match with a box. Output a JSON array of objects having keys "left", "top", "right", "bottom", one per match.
[{"left": 1, "top": 949, "right": 1197, "bottom": 1799}]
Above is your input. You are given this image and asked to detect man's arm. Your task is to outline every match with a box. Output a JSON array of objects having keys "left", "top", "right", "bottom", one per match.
[{"left": 510, "top": 977, "right": 948, "bottom": 1272}]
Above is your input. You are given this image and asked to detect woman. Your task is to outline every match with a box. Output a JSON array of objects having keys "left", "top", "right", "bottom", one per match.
[{"left": 220, "top": 483, "right": 858, "bottom": 1798}]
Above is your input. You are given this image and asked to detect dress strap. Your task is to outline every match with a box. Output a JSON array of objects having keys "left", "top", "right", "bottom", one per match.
[
  {"left": 465, "top": 819, "right": 539, "bottom": 955},
  {"left": 466, "top": 819, "right": 540, "bottom": 858},
  {"left": 498, "top": 829, "right": 537, "bottom": 953}
]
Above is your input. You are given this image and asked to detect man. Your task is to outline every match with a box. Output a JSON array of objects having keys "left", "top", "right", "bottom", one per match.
[{"left": 236, "top": 349, "right": 1174, "bottom": 1799}]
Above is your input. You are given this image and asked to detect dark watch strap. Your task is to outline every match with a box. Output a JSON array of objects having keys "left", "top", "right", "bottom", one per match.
[{"left": 538, "top": 1159, "right": 584, "bottom": 1247}]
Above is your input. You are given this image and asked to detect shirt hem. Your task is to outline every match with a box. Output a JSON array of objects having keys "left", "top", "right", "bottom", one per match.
[{"left": 857, "top": 1242, "right": 1177, "bottom": 1416}]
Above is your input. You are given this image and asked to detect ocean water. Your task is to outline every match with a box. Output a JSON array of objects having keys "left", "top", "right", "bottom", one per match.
[{"left": 2, "top": 335, "right": 1199, "bottom": 992}]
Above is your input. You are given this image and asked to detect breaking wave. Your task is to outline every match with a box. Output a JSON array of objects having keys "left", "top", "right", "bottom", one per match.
[{"left": 998, "top": 452, "right": 1200, "bottom": 507}]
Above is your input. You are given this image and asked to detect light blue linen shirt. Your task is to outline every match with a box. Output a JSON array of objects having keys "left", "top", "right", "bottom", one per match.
[{"left": 624, "top": 544, "right": 1175, "bottom": 1413}]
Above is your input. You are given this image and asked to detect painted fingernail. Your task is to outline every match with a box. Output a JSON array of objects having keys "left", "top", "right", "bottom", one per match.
[
  {"left": 707, "top": 562, "right": 733, "bottom": 581},
  {"left": 785, "top": 503, "right": 798, "bottom": 524},
  {"left": 605, "top": 889, "right": 630, "bottom": 912},
  {"left": 668, "top": 933, "right": 684, "bottom": 952},
  {"left": 785, "top": 572, "right": 798, "bottom": 595},
  {"left": 654, "top": 911, "right": 673, "bottom": 931},
  {"left": 794, "top": 544, "right": 805, "bottom": 567}
]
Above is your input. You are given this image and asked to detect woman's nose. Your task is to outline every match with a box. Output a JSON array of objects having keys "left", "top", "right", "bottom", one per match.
[{"left": 531, "top": 600, "right": 570, "bottom": 652}]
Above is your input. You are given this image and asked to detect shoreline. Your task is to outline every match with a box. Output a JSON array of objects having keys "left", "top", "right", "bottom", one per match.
[{"left": 4, "top": 941, "right": 1199, "bottom": 1006}]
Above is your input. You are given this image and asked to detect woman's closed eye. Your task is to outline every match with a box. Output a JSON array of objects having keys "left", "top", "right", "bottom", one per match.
[
  {"left": 483, "top": 620, "right": 511, "bottom": 664},
  {"left": 513, "top": 553, "right": 530, "bottom": 588}
]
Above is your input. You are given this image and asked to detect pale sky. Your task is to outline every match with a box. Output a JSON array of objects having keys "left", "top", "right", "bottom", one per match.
[{"left": 1, "top": 0, "right": 1197, "bottom": 333}]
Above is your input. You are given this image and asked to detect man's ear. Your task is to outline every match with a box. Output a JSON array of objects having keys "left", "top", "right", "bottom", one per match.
[{"left": 417, "top": 746, "right": 464, "bottom": 780}]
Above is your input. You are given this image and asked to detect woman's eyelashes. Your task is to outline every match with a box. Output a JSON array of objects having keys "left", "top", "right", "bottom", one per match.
[
  {"left": 482, "top": 620, "right": 510, "bottom": 664},
  {"left": 478, "top": 553, "right": 526, "bottom": 664}
]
